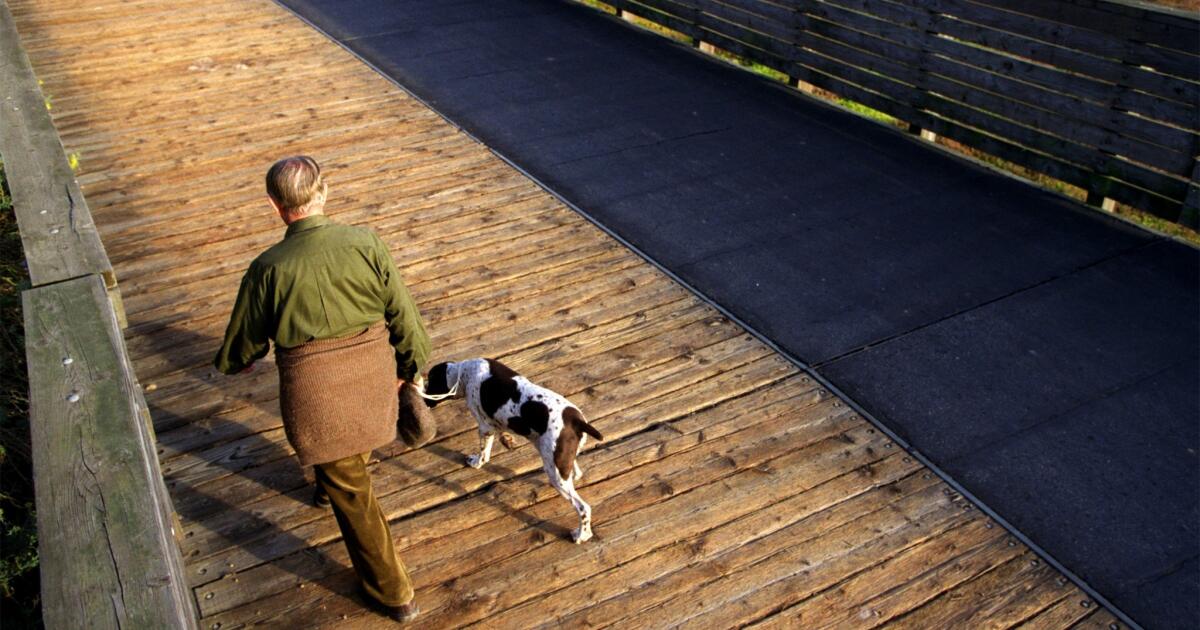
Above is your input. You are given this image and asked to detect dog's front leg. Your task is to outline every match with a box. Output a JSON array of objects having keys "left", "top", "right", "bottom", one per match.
[{"left": 466, "top": 428, "right": 495, "bottom": 469}]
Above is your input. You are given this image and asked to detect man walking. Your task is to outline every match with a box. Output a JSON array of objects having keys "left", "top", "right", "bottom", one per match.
[{"left": 215, "top": 156, "right": 429, "bottom": 622}]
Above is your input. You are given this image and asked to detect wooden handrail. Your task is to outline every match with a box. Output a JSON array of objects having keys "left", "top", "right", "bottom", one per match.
[
  {"left": 0, "top": 0, "right": 197, "bottom": 626},
  {"left": 24, "top": 277, "right": 198, "bottom": 629}
]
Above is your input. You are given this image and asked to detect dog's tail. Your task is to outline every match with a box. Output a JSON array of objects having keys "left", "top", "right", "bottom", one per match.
[{"left": 573, "top": 410, "right": 603, "bottom": 441}]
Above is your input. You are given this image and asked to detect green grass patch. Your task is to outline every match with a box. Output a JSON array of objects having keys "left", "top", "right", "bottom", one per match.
[
  {"left": 707, "top": 46, "right": 789, "bottom": 83},
  {"left": 830, "top": 96, "right": 901, "bottom": 127},
  {"left": 575, "top": 0, "right": 616, "bottom": 13},
  {"left": 0, "top": 158, "right": 41, "bottom": 628}
]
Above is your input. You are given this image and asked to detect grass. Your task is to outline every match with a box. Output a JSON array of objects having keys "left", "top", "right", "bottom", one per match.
[{"left": 0, "top": 158, "right": 41, "bottom": 628}]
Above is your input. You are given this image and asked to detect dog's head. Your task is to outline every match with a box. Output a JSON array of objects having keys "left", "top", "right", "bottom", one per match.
[{"left": 423, "top": 361, "right": 460, "bottom": 408}]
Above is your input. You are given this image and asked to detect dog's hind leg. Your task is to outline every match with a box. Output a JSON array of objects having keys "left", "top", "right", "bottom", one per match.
[{"left": 573, "top": 434, "right": 587, "bottom": 481}]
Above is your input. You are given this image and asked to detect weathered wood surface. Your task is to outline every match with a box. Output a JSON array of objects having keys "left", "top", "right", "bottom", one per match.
[
  {"left": 0, "top": 0, "right": 114, "bottom": 289},
  {"left": 9, "top": 0, "right": 1135, "bottom": 626},
  {"left": 608, "top": 0, "right": 1200, "bottom": 226},
  {"left": 24, "top": 274, "right": 197, "bottom": 629}
]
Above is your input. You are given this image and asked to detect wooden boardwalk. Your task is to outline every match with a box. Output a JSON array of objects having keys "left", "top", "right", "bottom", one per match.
[{"left": 9, "top": 0, "right": 1126, "bottom": 627}]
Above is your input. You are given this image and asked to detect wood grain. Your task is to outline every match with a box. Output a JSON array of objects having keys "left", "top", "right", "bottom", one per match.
[
  {"left": 23, "top": 275, "right": 196, "bottom": 629},
  {"left": 7, "top": 0, "right": 1138, "bottom": 626}
]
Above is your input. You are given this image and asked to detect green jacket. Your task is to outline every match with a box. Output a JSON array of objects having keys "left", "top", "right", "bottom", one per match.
[{"left": 214, "top": 215, "right": 430, "bottom": 380}]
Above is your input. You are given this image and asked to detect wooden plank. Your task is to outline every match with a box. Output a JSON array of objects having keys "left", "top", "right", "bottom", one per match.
[
  {"left": 211, "top": 409, "right": 886, "bottom": 626},
  {"left": 131, "top": 257, "right": 659, "bottom": 410},
  {"left": 496, "top": 452, "right": 921, "bottom": 627},
  {"left": 790, "top": 50, "right": 1187, "bottom": 217},
  {"left": 166, "top": 340, "right": 787, "bottom": 523},
  {"left": 795, "top": 24, "right": 1193, "bottom": 194},
  {"left": 812, "top": 0, "right": 1200, "bottom": 105},
  {"left": 0, "top": 0, "right": 114, "bottom": 288},
  {"left": 198, "top": 384, "right": 847, "bottom": 619},
  {"left": 797, "top": 1, "right": 1196, "bottom": 203},
  {"left": 182, "top": 349, "right": 791, "bottom": 585},
  {"left": 136, "top": 256, "right": 659, "bottom": 431},
  {"left": 619, "top": 0, "right": 703, "bottom": 39},
  {"left": 706, "top": 0, "right": 794, "bottom": 23},
  {"left": 749, "top": 525, "right": 1031, "bottom": 628},
  {"left": 700, "top": 25, "right": 793, "bottom": 76},
  {"left": 154, "top": 292, "right": 705, "bottom": 458},
  {"left": 613, "top": 480, "right": 972, "bottom": 628},
  {"left": 1068, "top": 607, "right": 1125, "bottom": 628},
  {"left": 119, "top": 199, "right": 578, "bottom": 324},
  {"left": 125, "top": 252, "right": 665, "bottom": 388},
  {"left": 160, "top": 299, "right": 742, "bottom": 497},
  {"left": 763, "top": 518, "right": 1007, "bottom": 626},
  {"left": 805, "top": 0, "right": 1198, "bottom": 168},
  {"left": 919, "top": 0, "right": 1200, "bottom": 81},
  {"left": 696, "top": 9, "right": 795, "bottom": 60},
  {"left": 1013, "top": 592, "right": 1100, "bottom": 628},
  {"left": 969, "top": 0, "right": 1200, "bottom": 55},
  {"left": 920, "top": 35, "right": 1198, "bottom": 144},
  {"left": 920, "top": 53, "right": 1197, "bottom": 170},
  {"left": 24, "top": 274, "right": 196, "bottom": 629},
  {"left": 886, "top": 553, "right": 1065, "bottom": 628},
  {"left": 912, "top": 0, "right": 1200, "bottom": 105},
  {"left": 690, "top": 0, "right": 796, "bottom": 43},
  {"left": 1182, "top": 161, "right": 1200, "bottom": 229},
  {"left": 151, "top": 300, "right": 715, "bottom": 520}
]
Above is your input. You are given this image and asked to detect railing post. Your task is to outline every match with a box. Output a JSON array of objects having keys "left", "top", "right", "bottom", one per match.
[
  {"left": 907, "top": 4, "right": 941, "bottom": 143},
  {"left": 789, "top": 1, "right": 817, "bottom": 96},
  {"left": 1181, "top": 157, "right": 1199, "bottom": 229}
]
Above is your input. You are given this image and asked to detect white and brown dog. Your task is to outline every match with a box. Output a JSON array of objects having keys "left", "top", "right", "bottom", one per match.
[{"left": 423, "top": 358, "right": 602, "bottom": 543}]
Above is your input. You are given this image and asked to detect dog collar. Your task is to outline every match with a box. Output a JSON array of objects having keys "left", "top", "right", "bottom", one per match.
[{"left": 416, "top": 368, "right": 461, "bottom": 401}]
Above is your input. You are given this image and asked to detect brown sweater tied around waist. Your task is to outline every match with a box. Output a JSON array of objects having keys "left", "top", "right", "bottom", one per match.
[{"left": 276, "top": 321, "right": 397, "bottom": 466}]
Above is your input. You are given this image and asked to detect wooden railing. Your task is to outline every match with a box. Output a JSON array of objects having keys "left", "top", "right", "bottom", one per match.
[
  {"left": 601, "top": 0, "right": 1200, "bottom": 228},
  {"left": 0, "top": 1, "right": 198, "bottom": 627}
]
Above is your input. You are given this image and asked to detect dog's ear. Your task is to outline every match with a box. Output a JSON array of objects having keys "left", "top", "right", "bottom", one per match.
[{"left": 423, "top": 362, "right": 450, "bottom": 408}]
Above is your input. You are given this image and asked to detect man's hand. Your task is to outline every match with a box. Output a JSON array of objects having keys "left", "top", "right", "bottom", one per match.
[{"left": 398, "top": 375, "right": 425, "bottom": 391}]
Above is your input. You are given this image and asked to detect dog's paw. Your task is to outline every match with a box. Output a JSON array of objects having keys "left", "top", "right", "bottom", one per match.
[
  {"left": 571, "top": 527, "right": 593, "bottom": 544},
  {"left": 465, "top": 454, "right": 485, "bottom": 469}
]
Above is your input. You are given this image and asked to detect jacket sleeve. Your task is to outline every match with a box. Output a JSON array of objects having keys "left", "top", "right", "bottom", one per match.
[
  {"left": 214, "top": 262, "right": 272, "bottom": 374},
  {"left": 373, "top": 232, "right": 431, "bottom": 381}
]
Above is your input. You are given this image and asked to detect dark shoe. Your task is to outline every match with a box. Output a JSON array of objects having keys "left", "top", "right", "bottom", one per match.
[
  {"left": 384, "top": 602, "right": 419, "bottom": 623},
  {"left": 313, "top": 486, "right": 331, "bottom": 509},
  {"left": 358, "top": 586, "right": 419, "bottom": 623}
]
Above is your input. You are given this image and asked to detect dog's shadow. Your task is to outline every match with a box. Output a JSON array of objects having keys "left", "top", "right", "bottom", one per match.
[{"left": 400, "top": 441, "right": 573, "bottom": 542}]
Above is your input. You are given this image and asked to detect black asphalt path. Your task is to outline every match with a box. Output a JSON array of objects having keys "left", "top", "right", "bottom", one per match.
[{"left": 278, "top": 1, "right": 1199, "bottom": 626}]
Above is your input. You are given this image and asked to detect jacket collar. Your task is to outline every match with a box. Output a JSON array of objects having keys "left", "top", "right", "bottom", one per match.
[{"left": 285, "top": 214, "right": 330, "bottom": 237}]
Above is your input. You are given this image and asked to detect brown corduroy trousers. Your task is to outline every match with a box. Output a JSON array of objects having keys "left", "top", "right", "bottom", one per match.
[{"left": 314, "top": 452, "right": 414, "bottom": 607}]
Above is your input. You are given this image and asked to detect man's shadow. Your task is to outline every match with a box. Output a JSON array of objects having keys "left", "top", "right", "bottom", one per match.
[{"left": 137, "top": 323, "right": 354, "bottom": 614}]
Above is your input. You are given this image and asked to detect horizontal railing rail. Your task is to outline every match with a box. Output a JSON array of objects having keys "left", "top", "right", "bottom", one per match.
[
  {"left": 603, "top": 0, "right": 1200, "bottom": 228},
  {"left": 0, "top": 0, "right": 198, "bottom": 626}
]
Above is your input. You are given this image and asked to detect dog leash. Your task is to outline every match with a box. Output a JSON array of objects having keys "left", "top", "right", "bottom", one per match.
[{"left": 413, "top": 369, "right": 461, "bottom": 401}]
